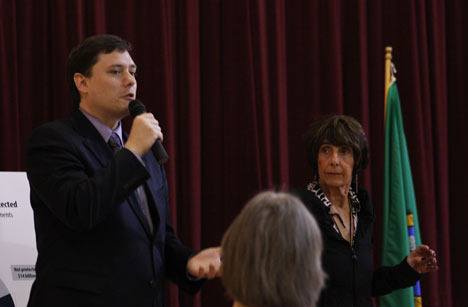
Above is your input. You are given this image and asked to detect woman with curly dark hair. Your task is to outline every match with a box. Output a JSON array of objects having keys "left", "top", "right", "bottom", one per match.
[{"left": 295, "top": 115, "right": 437, "bottom": 307}]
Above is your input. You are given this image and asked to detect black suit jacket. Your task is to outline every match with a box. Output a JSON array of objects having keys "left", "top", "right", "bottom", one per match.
[{"left": 26, "top": 110, "right": 202, "bottom": 307}]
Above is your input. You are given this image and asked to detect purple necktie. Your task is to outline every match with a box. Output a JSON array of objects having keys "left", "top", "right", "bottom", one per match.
[{"left": 108, "top": 132, "right": 154, "bottom": 234}]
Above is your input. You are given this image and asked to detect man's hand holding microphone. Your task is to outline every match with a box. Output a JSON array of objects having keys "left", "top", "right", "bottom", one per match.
[
  {"left": 124, "top": 100, "right": 221, "bottom": 280},
  {"left": 124, "top": 100, "right": 168, "bottom": 163}
]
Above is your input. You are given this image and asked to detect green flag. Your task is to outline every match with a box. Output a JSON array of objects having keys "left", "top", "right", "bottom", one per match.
[{"left": 380, "top": 81, "right": 422, "bottom": 307}]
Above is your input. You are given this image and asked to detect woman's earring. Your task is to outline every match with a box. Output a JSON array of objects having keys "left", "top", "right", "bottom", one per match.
[{"left": 313, "top": 168, "right": 319, "bottom": 183}]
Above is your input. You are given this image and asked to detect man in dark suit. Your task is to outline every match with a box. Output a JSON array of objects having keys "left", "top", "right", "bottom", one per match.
[{"left": 26, "top": 34, "right": 220, "bottom": 307}]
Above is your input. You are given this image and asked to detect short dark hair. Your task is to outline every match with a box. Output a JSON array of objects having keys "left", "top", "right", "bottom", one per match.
[
  {"left": 67, "top": 34, "right": 132, "bottom": 105},
  {"left": 221, "top": 191, "right": 325, "bottom": 307},
  {"left": 304, "top": 114, "right": 369, "bottom": 178}
]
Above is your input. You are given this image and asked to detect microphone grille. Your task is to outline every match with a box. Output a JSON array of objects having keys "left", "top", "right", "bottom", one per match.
[{"left": 129, "top": 99, "right": 146, "bottom": 117}]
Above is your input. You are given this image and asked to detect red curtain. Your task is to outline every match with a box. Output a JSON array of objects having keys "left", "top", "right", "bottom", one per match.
[{"left": 1, "top": 1, "right": 465, "bottom": 306}]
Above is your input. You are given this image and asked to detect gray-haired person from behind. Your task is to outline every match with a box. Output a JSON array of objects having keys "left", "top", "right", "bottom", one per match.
[{"left": 221, "top": 191, "right": 326, "bottom": 307}]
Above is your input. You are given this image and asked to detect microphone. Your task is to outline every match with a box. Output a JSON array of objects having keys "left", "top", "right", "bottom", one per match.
[{"left": 129, "top": 99, "right": 169, "bottom": 164}]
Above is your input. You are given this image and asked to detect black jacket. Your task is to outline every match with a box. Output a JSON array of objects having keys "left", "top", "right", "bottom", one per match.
[
  {"left": 295, "top": 187, "right": 420, "bottom": 307},
  {"left": 26, "top": 111, "right": 202, "bottom": 307}
]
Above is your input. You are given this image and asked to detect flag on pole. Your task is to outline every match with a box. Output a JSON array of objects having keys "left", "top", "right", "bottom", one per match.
[{"left": 380, "top": 47, "right": 422, "bottom": 307}]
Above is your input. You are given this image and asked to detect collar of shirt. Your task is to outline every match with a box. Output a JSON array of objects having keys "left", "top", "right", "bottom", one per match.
[{"left": 79, "top": 108, "right": 123, "bottom": 145}]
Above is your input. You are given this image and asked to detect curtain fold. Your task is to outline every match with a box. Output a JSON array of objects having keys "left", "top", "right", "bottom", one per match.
[{"left": 1, "top": 1, "right": 464, "bottom": 306}]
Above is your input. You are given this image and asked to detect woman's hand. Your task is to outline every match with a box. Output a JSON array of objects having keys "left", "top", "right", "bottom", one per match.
[{"left": 407, "top": 245, "right": 438, "bottom": 273}]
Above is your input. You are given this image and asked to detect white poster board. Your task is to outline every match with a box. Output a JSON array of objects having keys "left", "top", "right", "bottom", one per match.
[{"left": 0, "top": 172, "right": 37, "bottom": 307}]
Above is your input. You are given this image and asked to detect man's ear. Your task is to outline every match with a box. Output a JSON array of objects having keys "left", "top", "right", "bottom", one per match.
[{"left": 74, "top": 73, "right": 88, "bottom": 95}]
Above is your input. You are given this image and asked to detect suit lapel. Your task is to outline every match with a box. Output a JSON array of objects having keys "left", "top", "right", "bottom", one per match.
[
  {"left": 126, "top": 190, "right": 154, "bottom": 238},
  {"left": 70, "top": 110, "right": 113, "bottom": 167},
  {"left": 71, "top": 110, "right": 155, "bottom": 238},
  {"left": 141, "top": 155, "right": 162, "bottom": 234}
]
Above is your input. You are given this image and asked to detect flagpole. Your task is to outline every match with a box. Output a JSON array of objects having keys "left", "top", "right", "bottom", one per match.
[
  {"left": 382, "top": 48, "right": 423, "bottom": 307},
  {"left": 384, "top": 47, "right": 393, "bottom": 121}
]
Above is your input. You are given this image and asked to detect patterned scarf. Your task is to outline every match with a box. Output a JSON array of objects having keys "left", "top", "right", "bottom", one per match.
[{"left": 307, "top": 181, "right": 360, "bottom": 234}]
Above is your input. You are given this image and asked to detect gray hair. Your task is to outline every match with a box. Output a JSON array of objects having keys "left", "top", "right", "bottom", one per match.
[{"left": 221, "top": 191, "right": 326, "bottom": 307}]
